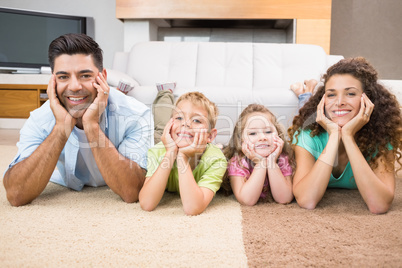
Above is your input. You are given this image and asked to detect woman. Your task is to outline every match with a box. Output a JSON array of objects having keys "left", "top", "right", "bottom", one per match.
[{"left": 288, "top": 57, "right": 402, "bottom": 214}]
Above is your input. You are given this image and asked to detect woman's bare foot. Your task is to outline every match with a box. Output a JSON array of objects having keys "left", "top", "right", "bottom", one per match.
[
  {"left": 304, "top": 79, "right": 318, "bottom": 94},
  {"left": 290, "top": 82, "right": 304, "bottom": 97},
  {"left": 290, "top": 79, "right": 318, "bottom": 97}
]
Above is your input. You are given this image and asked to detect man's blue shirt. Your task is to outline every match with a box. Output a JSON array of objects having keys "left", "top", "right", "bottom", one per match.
[{"left": 7, "top": 88, "right": 154, "bottom": 191}]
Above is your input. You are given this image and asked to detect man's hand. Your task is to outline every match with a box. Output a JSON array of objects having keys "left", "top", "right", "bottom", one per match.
[
  {"left": 47, "top": 74, "right": 76, "bottom": 135},
  {"left": 82, "top": 72, "right": 109, "bottom": 128}
]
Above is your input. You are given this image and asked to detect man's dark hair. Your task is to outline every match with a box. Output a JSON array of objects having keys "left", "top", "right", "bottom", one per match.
[{"left": 48, "top": 33, "right": 103, "bottom": 72}]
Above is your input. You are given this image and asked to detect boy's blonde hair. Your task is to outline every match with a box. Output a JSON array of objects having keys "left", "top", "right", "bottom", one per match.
[{"left": 175, "top": 92, "right": 219, "bottom": 129}]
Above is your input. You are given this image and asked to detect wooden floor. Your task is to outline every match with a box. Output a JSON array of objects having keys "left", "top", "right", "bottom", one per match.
[{"left": 0, "top": 129, "right": 20, "bottom": 146}]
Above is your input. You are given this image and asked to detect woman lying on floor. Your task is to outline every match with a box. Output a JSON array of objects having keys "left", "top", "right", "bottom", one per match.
[{"left": 288, "top": 57, "right": 402, "bottom": 214}]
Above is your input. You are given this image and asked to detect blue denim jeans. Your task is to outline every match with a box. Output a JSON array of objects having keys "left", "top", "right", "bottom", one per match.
[{"left": 298, "top": 92, "right": 313, "bottom": 109}]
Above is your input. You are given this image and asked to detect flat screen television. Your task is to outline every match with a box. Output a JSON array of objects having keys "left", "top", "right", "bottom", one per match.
[{"left": 0, "top": 8, "right": 93, "bottom": 74}]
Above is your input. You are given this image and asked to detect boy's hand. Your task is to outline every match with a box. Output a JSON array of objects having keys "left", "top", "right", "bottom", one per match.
[
  {"left": 178, "top": 129, "right": 208, "bottom": 159},
  {"left": 47, "top": 74, "right": 76, "bottom": 134},
  {"left": 162, "top": 118, "right": 178, "bottom": 156},
  {"left": 266, "top": 134, "right": 283, "bottom": 166},
  {"left": 82, "top": 72, "right": 109, "bottom": 128}
]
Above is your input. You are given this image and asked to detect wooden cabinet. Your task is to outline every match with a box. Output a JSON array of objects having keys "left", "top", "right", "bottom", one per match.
[{"left": 0, "top": 84, "right": 48, "bottom": 118}]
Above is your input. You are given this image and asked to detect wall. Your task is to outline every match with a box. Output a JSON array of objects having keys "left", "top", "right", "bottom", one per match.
[
  {"left": 331, "top": 0, "right": 402, "bottom": 79},
  {"left": 0, "top": 0, "right": 124, "bottom": 69}
]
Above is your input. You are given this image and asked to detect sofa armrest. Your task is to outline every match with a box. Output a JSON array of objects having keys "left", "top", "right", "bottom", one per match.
[
  {"left": 380, "top": 80, "right": 402, "bottom": 105},
  {"left": 112, "top": 51, "right": 130, "bottom": 73},
  {"left": 326, "top": 55, "right": 344, "bottom": 69},
  {"left": 106, "top": 68, "right": 140, "bottom": 88}
]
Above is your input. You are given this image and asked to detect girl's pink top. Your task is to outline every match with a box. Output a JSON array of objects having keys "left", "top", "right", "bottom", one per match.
[{"left": 227, "top": 154, "right": 292, "bottom": 199}]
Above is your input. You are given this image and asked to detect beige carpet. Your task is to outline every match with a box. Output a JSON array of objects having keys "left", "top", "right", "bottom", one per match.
[
  {"left": 1, "top": 144, "right": 402, "bottom": 267},
  {"left": 0, "top": 145, "right": 247, "bottom": 267}
]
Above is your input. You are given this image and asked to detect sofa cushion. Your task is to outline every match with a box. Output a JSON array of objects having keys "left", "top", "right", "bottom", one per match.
[
  {"left": 127, "top": 42, "right": 198, "bottom": 87},
  {"left": 253, "top": 43, "right": 327, "bottom": 89},
  {"left": 196, "top": 43, "right": 253, "bottom": 88}
]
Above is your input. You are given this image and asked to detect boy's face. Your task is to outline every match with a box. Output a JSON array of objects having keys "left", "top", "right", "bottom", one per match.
[
  {"left": 53, "top": 54, "right": 105, "bottom": 119},
  {"left": 171, "top": 100, "right": 215, "bottom": 148}
]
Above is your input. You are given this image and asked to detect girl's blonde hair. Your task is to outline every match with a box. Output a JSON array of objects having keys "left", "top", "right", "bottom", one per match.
[{"left": 221, "top": 104, "right": 295, "bottom": 197}]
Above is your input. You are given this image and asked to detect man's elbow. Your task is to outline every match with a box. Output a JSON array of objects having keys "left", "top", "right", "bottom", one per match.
[
  {"left": 5, "top": 190, "right": 31, "bottom": 207},
  {"left": 119, "top": 174, "right": 145, "bottom": 203},
  {"left": 3, "top": 176, "right": 30, "bottom": 207},
  {"left": 119, "top": 189, "right": 140, "bottom": 203}
]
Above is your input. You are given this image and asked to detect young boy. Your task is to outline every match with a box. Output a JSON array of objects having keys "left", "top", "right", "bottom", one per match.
[{"left": 139, "top": 91, "right": 227, "bottom": 215}]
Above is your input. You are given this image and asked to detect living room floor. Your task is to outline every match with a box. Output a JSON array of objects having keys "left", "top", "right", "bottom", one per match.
[{"left": 0, "top": 129, "right": 19, "bottom": 146}]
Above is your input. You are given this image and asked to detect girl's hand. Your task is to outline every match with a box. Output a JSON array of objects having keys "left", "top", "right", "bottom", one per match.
[
  {"left": 316, "top": 95, "right": 341, "bottom": 137},
  {"left": 178, "top": 129, "right": 208, "bottom": 159},
  {"left": 242, "top": 141, "right": 266, "bottom": 165},
  {"left": 161, "top": 118, "right": 178, "bottom": 156},
  {"left": 266, "top": 134, "right": 283, "bottom": 166},
  {"left": 342, "top": 93, "right": 374, "bottom": 137}
]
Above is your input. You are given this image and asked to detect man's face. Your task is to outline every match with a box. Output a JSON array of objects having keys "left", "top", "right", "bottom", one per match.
[{"left": 53, "top": 54, "right": 102, "bottom": 119}]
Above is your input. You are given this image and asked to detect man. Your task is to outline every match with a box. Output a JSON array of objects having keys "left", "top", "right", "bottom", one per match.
[{"left": 3, "top": 34, "right": 153, "bottom": 206}]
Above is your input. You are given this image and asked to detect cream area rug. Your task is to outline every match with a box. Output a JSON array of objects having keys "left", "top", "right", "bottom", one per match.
[
  {"left": 2, "top": 143, "right": 402, "bottom": 267},
  {"left": 0, "top": 145, "right": 247, "bottom": 267}
]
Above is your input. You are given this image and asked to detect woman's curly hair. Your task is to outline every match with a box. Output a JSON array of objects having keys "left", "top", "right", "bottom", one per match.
[
  {"left": 220, "top": 104, "right": 295, "bottom": 198},
  {"left": 288, "top": 57, "right": 402, "bottom": 172}
]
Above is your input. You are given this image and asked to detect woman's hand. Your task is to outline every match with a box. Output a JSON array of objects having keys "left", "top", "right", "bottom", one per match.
[
  {"left": 341, "top": 93, "right": 374, "bottom": 138},
  {"left": 316, "top": 95, "right": 341, "bottom": 138},
  {"left": 266, "top": 134, "right": 284, "bottom": 166}
]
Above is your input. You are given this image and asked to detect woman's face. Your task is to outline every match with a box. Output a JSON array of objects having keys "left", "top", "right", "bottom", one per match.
[
  {"left": 324, "top": 74, "right": 364, "bottom": 127},
  {"left": 242, "top": 112, "right": 278, "bottom": 157}
]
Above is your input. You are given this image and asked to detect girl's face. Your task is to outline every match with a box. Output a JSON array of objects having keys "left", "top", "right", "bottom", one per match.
[
  {"left": 171, "top": 100, "right": 211, "bottom": 148},
  {"left": 242, "top": 112, "right": 278, "bottom": 157},
  {"left": 324, "top": 74, "right": 364, "bottom": 127}
]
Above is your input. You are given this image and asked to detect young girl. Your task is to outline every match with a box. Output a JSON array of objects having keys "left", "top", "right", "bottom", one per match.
[{"left": 222, "top": 104, "right": 294, "bottom": 206}]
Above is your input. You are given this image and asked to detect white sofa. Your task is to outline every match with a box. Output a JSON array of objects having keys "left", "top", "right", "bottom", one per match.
[{"left": 107, "top": 42, "right": 344, "bottom": 144}]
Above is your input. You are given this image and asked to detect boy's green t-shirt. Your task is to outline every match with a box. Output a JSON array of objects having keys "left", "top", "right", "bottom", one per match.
[
  {"left": 146, "top": 142, "right": 227, "bottom": 194},
  {"left": 293, "top": 129, "right": 357, "bottom": 189}
]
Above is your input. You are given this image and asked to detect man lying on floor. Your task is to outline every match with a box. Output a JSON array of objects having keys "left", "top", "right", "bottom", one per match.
[{"left": 3, "top": 33, "right": 153, "bottom": 206}]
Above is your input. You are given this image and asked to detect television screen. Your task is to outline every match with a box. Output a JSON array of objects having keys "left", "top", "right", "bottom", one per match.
[{"left": 0, "top": 8, "right": 88, "bottom": 73}]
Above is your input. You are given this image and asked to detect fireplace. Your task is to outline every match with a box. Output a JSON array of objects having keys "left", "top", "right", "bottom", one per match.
[{"left": 117, "top": 0, "right": 332, "bottom": 54}]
